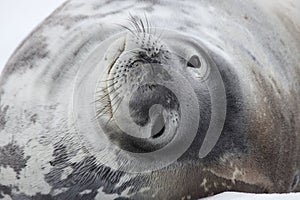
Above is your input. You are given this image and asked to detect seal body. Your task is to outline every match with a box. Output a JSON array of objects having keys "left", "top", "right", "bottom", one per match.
[{"left": 0, "top": 0, "right": 300, "bottom": 199}]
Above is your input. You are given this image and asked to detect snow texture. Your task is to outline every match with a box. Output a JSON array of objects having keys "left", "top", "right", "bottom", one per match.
[{"left": 203, "top": 192, "right": 300, "bottom": 200}]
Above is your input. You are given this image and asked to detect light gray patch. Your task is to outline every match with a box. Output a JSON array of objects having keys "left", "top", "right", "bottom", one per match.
[
  {"left": 4, "top": 35, "right": 49, "bottom": 76},
  {"left": 137, "top": 0, "right": 160, "bottom": 4},
  {"left": 0, "top": 105, "right": 9, "bottom": 131},
  {"left": 0, "top": 184, "right": 54, "bottom": 200},
  {"left": 144, "top": 7, "right": 154, "bottom": 13},
  {"left": 0, "top": 142, "right": 31, "bottom": 179},
  {"left": 12, "top": 192, "right": 55, "bottom": 200},
  {"left": 137, "top": 1, "right": 160, "bottom": 12}
]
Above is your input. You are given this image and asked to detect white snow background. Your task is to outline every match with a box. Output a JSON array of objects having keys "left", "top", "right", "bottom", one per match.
[{"left": 0, "top": 1, "right": 299, "bottom": 200}]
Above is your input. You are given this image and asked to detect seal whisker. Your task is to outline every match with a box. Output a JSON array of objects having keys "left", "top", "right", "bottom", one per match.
[
  {"left": 95, "top": 102, "right": 113, "bottom": 120},
  {"left": 139, "top": 19, "right": 146, "bottom": 34},
  {"left": 156, "top": 28, "right": 165, "bottom": 43},
  {"left": 117, "top": 23, "right": 138, "bottom": 38},
  {"left": 105, "top": 96, "right": 124, "bottom": 127},
  {"left": 93, "top": 105, "right": 110, "bottom": 121},
  {"left": 129, "top": 13, "right": 142, "bottom": 33},
  {"left": 95, "top": 95, "right": 122, "bottom": 123},
  {"left": 104, "top": 81, "right": 118, "bottom": 90},
  {"left": 95, "top": 84, "right": 122, "bottom": 99},
  {"left": 144, "top": 13, "right": 150, "bottom": 34},
  {"left": 94, "top": 94, "right": 120, "bottom": 119},
  {"left": 93, "top": 84, "right": 123, "bottom": 119},
  {"left": 92, "top": 92, "right": 110, "bottom": 104},
  {"left": 98, "top": 77, "right": 116, "bottom": 83}
]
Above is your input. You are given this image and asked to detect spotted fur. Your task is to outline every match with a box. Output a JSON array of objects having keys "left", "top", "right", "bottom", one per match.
[{"left": 0, "top": 0, "right": 299, "bottom": 199}]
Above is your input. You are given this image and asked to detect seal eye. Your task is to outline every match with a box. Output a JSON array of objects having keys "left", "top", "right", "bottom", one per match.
[{"left": 187, "top": 55, "right": 201, "bottom": 68}]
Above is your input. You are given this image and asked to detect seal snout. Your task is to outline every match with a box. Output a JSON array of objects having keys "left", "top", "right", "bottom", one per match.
[{"left": 95, "top": 31, "right": 181, "bottom": 152}]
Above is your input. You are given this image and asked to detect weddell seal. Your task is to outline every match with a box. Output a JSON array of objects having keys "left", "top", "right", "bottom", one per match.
[{"left": 0, "top": 0, "right": 300, "bottom": 199}]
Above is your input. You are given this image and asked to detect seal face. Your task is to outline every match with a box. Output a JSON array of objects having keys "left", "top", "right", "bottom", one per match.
[
  {"left": 72, "top": 25, "right": 226, "bottom": 173},
  {"left": 0, "top": 0, "right": 300, "bottom": 199}
]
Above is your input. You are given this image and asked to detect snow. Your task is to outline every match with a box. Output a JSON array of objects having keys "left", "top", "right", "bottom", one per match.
[
  {"left": 0, "top": 0, "right": 65, "bottom": 72},
  {"left": 203, "top": 192, "right": 300, "bottom": 200},
  {"left": 0, "top": 1, "right": 299, "bottom": 199}
]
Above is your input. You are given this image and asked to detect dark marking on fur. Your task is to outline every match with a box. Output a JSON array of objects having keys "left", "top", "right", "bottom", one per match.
[
  {"left": 13, "top": 193, "right": 55, "bottom": 200},
  {"left": 92, "top": 0, "right": 115, "bottom": 10},
  {"left": 3, "top": 35, "right": 49, "bottom": 76},
  {"left": 0, "top": 184, "right": 56, "bottom": 199},
  {"left": 30, "top": 113, "right": 38, "bottom": 124},
  {"left": 45, "top": 15, "right": 88, "bottom": 30},
  {"left": 94, "top": 5, "right": 134, "bottom": 18},
  {"left": 0, "top": 142, "right": 31, "bottom": 179},
  {"left": 291, "top": 173, "right": 299, "bottom": 191},
  {"left": 44, "top": 142, "right": 149, "bottom": 199},
  {"left": 0, "top": 184, "right": 12, "bottom": 199},
  {"left": 0, "top": 105, "right": 9, "bottom": 131}
]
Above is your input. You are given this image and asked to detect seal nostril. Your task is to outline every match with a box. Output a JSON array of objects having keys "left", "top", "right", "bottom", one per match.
[{"left": 152, "top": 125, "right": 165, "bottom": 139}]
